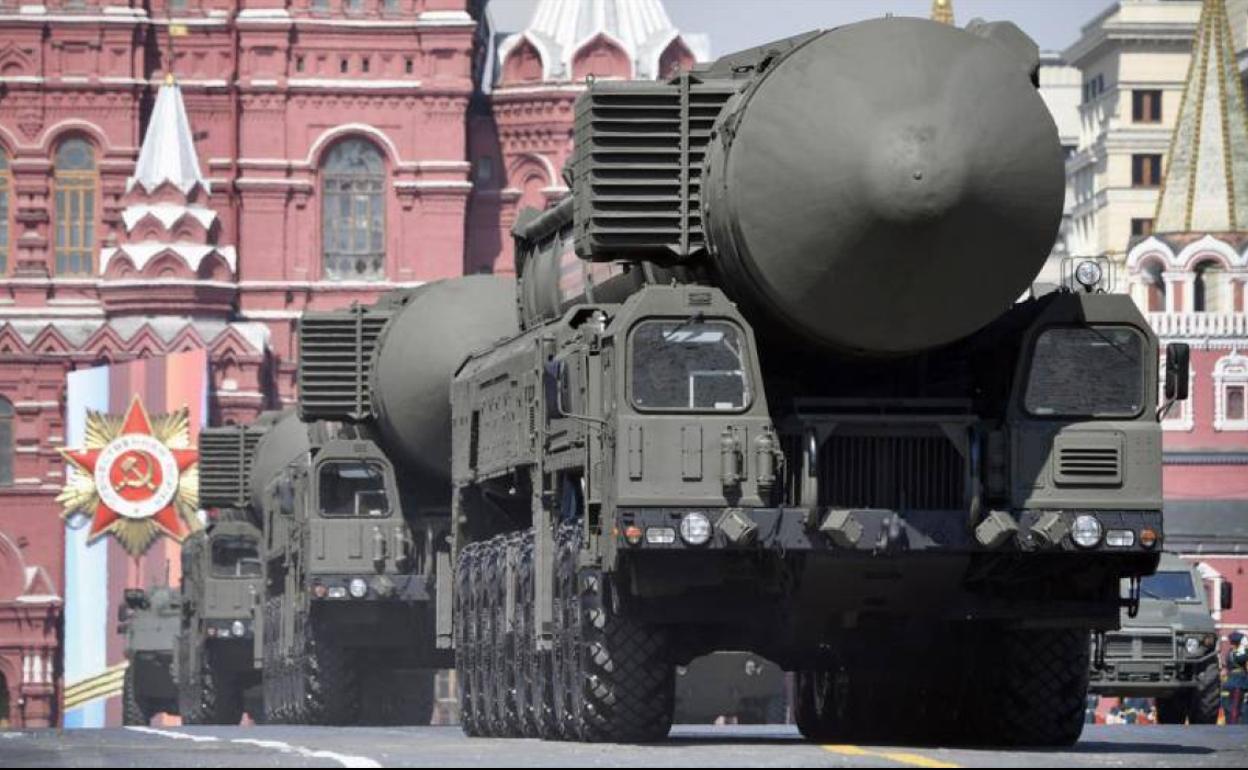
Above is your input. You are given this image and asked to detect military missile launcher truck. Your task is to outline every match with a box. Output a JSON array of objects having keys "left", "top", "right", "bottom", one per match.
[
  {"left": 436, "top": 16, "right": 1187, "bottom": 747},
  {"left": 197, "top": 410, "right": 444, "bottom": 724},
  {"left": 173, "top": 517, "right": 263, "bottom": 725},
  {"left": 119, "top": 585, "right": 180, "bottom": 725}
]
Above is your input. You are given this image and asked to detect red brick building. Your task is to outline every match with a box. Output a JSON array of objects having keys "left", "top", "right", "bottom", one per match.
[
  {"left": 0, "top": 0, "right": 703, "bottom": 726},
  {"left": 1125, "top": 0, "right": 1248, "bottom": 635}
]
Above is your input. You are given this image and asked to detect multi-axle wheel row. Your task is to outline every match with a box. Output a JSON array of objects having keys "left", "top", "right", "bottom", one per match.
[
  {"left": 456, "top": 525, "right": 675, "bottom": 742},
  {"left": 455, "top": 525, "right": 1092, "bottom": 747}
]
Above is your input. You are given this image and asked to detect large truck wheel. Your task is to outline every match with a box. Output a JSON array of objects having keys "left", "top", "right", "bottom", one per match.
[
  {"left": 303, "top": 612, "right": 361, "bottom": 725},
  {"left": 1189, "top": 659, "right": 1222, "bottom": 724},
  {"left": 973, "top": 628, "right": 1089, "bottom": 746},
  {"left": 455, "top": 542, "right": 483, "bottom": 736},
  {"left": 515, "top": 532, "right": 553, "bottom": 738},
  {"left": 794, "top": 669, "right": 840, "bottom": 741},
  {"left": 486, "top": 537, "right": 522, "bottom": 736},
  {"left": 556, "top": 524, "right": 675, "bottom": 743},
  {"left": 183, "top": 646, "right": 243, "bottom": 725},
  {"left": 122, "top": 665, "right": 151, "bottom": 726}
]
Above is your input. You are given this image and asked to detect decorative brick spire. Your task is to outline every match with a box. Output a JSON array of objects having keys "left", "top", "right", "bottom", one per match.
[
  {"left": 1155, "top": 0, "right": 1248, "bottom": 233},
  {"left": 931, "top": 0, "right": 955, "bottom": 25}
]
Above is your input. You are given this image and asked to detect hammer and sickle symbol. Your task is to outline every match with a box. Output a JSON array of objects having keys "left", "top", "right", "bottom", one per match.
[{"left": 118, "top": 453, "right": 157, "bottom": 492}]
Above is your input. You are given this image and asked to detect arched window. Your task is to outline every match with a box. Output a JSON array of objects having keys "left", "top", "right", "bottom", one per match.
[
  {"left": 1142, "top": 261, "right": 1166, "bottom": 312},
  {"left": 54, "top": 138, "right": 96, "bottom": 276},
  {"left": 1193, "top": 260, "right": 1227, "bottom": 313},
  {"left": 0, "top": 147, "right": 9, "bottom": 276},
  {"left": 321, "top": 138, "right": 385, "bottom": 280},
  {"left": 0, "top": 397, "right": 13, "bottom": 486}
]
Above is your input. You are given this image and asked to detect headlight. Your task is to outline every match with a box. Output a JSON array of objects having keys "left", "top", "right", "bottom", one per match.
[
  {"left": 679, "top": 512, "right": 712, "bottom": 546},
  {"left": 1072, "top": 515, "right": 1103, "bottom": 548},
  {"left": 349, "top": 578, "right": 368, "bottom": 599},
  {"left": 1075, "top": 260, "right": 1103, "bottom": 290},
  {"left": 232, "top": 620, "right": 245, "bottom": 637},
  {"left": 1184, "top": 636, "right": 1203, "bottom": 656}
]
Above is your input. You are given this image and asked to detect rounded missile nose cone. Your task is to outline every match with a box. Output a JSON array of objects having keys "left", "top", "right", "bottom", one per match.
[
  {"left": 863, "top": 120, "right": 967, "bottom": 225},
  {"left": 704, "top": 17, "right": 1064, "bottom": 355}
]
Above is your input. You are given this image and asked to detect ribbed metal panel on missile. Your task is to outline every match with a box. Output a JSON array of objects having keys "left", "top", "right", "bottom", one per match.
[
  {"left": 572, "top": 76, "right": 740, "bottom": 259},
  {"left": 297, "top": 304, "right": 393, "bottom": 421},
  {"left": 198, "top": 425, "right": 264, "bottom": 509}
]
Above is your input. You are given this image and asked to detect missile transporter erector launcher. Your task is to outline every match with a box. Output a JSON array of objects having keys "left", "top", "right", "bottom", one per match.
[
  {"left": 441, "top": 16, "right": 1188, "bottom": 746},
  {"left": 174, "top": 518, "right": 263, "bottom": 725},
  {"left": 196, "top": 411, "right": 444, "bottom": 725}
]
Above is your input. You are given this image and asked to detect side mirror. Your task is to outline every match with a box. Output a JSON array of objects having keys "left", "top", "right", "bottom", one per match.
[
  {"left": 1165, "top": 342, "right": 1190, "bottom": 401},
  {"left": 1222, "top": 581, "right": 1234, "bottom": 611}
]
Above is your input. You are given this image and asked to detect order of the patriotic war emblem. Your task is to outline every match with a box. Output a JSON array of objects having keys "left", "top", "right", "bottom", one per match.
[{"left": 57, "top": 395, "right": 201, "bottom": 557}]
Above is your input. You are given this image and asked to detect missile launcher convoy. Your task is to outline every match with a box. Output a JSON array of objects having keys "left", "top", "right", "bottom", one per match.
[{"left": 165, "top": 15, "right": 1186, "bottom": 745}]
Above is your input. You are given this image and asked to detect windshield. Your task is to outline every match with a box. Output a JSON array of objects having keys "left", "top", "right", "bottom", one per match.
[
  {"left": 1138, "top": 571, "right": 1199, "bottom": 602},
  {"left": 630, "top": 320, "right": 750, "bottom": 411},
  {"left": 318, "top": 460, "right": 391, "bottom": 517},
  {"left": 1024, "top": 326, "right": 1144, "bottom": 417},
  {"left": 211, "top": 536, "right": 261, "bottom": 579}
]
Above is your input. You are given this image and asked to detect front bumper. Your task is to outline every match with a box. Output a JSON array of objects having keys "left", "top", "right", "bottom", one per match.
[
  {"left": 308, "top": 573, "right": 431, "bottom": 603},
  {"left": 617, "top": 507, "right": 1162, "bottom": 555},
  {"left": 203, "top": 617, "right": 253, "bottom": 641}
]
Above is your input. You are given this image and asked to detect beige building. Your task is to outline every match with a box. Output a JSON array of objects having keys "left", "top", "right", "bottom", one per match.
[{"left": 1065, "top": 0, "right": 1202, "bottom": 266}]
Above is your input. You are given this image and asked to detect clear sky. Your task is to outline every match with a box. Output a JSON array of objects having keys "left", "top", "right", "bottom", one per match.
[{"left": 486, "top": 0, "right": 1120, "bottom": 55}]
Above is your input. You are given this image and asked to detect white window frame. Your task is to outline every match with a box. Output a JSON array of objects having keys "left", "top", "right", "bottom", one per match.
[{"left": 1213, "top": 351, "right": 1248, "bottom": 431}]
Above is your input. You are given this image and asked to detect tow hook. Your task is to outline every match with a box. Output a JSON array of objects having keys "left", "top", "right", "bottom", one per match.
[{"left": 1123, "top": 576, "right": 1141, "bottom": 618}]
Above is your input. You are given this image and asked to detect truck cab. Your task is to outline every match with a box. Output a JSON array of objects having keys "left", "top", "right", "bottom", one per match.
[
  {"left": 176, "top": 519, "right": 263, "bottom": 724},
  {"left": 255, "top": 426, "right": 440, "bottom": 725},
  {"left": 1089, "top": 553, "right": 1229, "bottom": 723}
]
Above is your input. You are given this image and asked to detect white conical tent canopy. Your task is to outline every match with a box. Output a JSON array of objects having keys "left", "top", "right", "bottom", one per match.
[
  {"left": 128, "top": 80, "right": 208, "bottom": 195},
  {"left": 1155, "top": 0, "right": 1248, "bottom": 232}
]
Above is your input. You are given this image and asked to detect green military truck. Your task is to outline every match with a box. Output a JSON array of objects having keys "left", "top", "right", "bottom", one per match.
[
  {"left": 119, "top": 585, "right": 180, "bottom": 725},
  {"left": 293, "top": 18, "right": 1187, "bottom": 746},
  {"left": 175, "top": 518, "right": 264, "bottom": 724},
  {"left": 198, "top": 412, "right": 445, "bottom": 725},
  {"left": 437, "top": 17, "right": 1184, "bottom": 747},
  {"left": 1089, "top": 553, "right": 1231, "bottom": 724}
]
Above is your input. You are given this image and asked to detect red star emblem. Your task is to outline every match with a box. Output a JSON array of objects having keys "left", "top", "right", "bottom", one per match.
[{"left": 62, "top": 396, "right": 198, "bottom": 541}]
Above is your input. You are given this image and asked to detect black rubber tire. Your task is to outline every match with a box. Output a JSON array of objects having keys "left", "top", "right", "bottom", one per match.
[
  {"left": 475, "top": 541, "right": 498, "bottom": 735},
  {"left": 260, "top": 596, "right": 287, "bottom": 724},
  {"left": 455, "top": 542, "right": 483, "bottom": 736},
  {"left": 557, "top": 524, "right": 675, "bottom": 743},
  {"left": 515, "top": 532, "right": 550, "bottom": 738},
  {"left": 497, "top": 534, "right": 524, "bottom": 737},
  {"left": 1189, "top": 659, "right": 1222, "bottom": 725},
  {"left": 183, "top": 646, "right": 243, "bottom": 725},
  {"left": 302, "top": 612, "right": 361, "bottom": 725},
  {"left": 485, "top": 537, "right": 522, "bottom": 736},
  {"left": 122, "top": 665, "right": 150, "bottom": 726},
  {"left": 794, "top": 669, "right": 837, "bottom": 741},
  {"left": 972, "top": 628, "right": 1090, "bottom": 747}
]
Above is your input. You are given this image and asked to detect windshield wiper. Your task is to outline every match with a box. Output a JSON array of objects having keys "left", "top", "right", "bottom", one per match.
[{"left": 662, "top": 311, "right": 705, "bottom": 342}]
